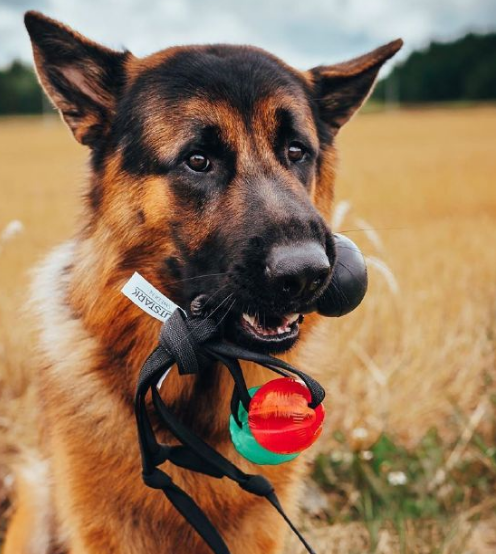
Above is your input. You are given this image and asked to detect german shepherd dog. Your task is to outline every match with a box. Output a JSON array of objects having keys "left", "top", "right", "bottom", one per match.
[{"left": 4, "top": 11, "right": 401, "bottom": 554}]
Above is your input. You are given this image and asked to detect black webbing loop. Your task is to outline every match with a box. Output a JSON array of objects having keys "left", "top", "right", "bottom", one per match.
[
  {"left": 159, "top": 310, "right": 220, "bottom": 375},
  {"left": 238, "top": 474, "right": 274, "bottom": 496},
  {"left": 148, "top": 386, "right": 317, "bottom": 554},
  {"left": 142, "top": 467, "right": 173, "bottom": 489},
  {"left": 143, "top": 468, "right": 231, "bottom": 554},
  {"left": 134, "top": 310, "right": 322, "bottom": 554},
  {"left": 208, "top": 341, "right": 325, "bottom": 409}
]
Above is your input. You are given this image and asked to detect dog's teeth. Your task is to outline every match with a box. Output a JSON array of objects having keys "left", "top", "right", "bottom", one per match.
[
  {"left": 242, "top": 313, "right": 256, "bottom": 327},
  {"left": 243, "top": 311, "right": 301, "bottom": 337},
  {"left": 286, "top": 313, "right": 300, "bottom": 325}
]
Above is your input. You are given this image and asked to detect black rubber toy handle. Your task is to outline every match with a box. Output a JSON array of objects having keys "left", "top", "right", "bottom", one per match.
[{"left": 316, "top": 233, "right": 368, "bottom": 317}]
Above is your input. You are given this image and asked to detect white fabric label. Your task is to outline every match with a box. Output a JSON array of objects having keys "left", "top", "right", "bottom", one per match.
[{"left": 121, "top": 271, "right": 182, "bottom": 322}]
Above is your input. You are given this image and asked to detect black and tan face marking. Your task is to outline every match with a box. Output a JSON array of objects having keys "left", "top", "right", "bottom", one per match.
[
  {"left": 111, "top": 48, "right": 320, "bottom": 198},
  {"left": 25, "top": 11, "right": 402, "bottom": 353}
]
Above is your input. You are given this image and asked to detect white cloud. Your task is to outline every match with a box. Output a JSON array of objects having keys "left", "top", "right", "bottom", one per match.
[{"left": 1, "top": 0, "right": 495, "bottom": 69}]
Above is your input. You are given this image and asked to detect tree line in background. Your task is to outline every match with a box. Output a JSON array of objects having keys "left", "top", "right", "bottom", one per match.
[
  {"left": 0, "top": 32, "right": 495, "bottom": 115},
  {"left": 0, "top": 60, "right": 43, "bottom": 115},
  {"left": 372, "top": 32, "right": 496, "bottom": 103}
]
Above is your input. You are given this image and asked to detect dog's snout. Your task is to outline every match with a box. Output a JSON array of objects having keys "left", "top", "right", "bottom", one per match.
[{"left": 266, "top": 243, "right": 331, "bottom": 303}]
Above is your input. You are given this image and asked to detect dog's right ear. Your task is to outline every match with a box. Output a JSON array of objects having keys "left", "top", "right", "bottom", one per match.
[{"left": 24, "top": 11, "right": 128, "bottom": 147}]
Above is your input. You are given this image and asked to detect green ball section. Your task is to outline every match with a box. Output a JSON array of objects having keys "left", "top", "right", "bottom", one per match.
[{"left": 229, "top": 386, "right": 300, "bottom": 466}]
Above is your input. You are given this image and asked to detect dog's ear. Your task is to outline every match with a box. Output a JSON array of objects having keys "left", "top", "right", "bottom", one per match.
[
  {"left": 24, "top": 11, "right": 128, "bottom": 147},
  {"left": 309, "top": 39, "right": 403, "bottom": 134}
]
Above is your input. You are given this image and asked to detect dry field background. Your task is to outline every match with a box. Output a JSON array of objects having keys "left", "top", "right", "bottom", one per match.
[{"left": 0, "top": 106, "right": 495, "bottom": 552}]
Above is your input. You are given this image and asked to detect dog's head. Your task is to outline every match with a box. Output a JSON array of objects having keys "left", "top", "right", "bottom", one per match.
[{"left": 25, "top": 11, "right": 401, "bottom": 354}]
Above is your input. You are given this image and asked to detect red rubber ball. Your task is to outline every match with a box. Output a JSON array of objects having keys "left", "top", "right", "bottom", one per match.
[{"left": 248, "top": 378, "right": 325, "bottom": 455}]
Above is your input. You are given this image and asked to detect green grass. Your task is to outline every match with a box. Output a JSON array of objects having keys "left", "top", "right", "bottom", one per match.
[{"left": 309, "top": 416, "right": 496, "bottom": 552}]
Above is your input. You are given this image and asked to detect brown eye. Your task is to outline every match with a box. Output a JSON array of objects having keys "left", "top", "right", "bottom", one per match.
[
  {"left": 186, "top": 152, "right": 210, "bottom": 172},
  {"left": 288, "top": 142, "right": 306, "bottom": 163}
]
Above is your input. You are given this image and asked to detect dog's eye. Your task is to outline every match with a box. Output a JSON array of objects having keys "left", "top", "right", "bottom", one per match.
[
  {"left": 288, "top": 142, "right": 306, "bottom": 163},
  {"left": 186, "top": 152, "right": 211, "bottom": 172}
]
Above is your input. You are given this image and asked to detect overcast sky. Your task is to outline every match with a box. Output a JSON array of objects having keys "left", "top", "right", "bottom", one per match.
[{"left": 1, "top": 0, "right": 495, "bottom": 71}]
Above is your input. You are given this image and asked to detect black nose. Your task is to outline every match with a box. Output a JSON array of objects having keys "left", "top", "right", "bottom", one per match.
[{"left": 266, "top": 243, "right": 331, "bottom": 302}]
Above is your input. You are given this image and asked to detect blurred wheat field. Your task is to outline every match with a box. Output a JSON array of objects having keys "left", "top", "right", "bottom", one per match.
[
  {"left": 308, "top": 106, "right": 496, "bottom": 447},
  {"left": 1, "top": 107, "right": 495, "bottom": 552}
]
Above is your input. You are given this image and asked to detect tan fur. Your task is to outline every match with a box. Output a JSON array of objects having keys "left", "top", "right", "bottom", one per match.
[
  {"left": 5, "top": 242, "right": 307, "bottom": 554},
  {"left": 3, "top": 455, "right": 53, "bottom": 554}
]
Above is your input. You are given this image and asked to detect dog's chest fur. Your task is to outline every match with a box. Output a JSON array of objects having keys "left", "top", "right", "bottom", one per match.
[{"left": 30, "top": 240, "right": 306, "bottom": 553}]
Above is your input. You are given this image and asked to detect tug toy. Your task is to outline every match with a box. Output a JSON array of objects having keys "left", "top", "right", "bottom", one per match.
[
  {"left": 230, "top": 385, "right": 300, "bottom": 465},
  {"left": 249, "top": 378, "right": 326, "bottom": 453},
  {"left": 230, "top": 379, "right": 325, "bottom": 464},
  {"left": 133, "top": 233, "right": 368, "bottom": 554}
]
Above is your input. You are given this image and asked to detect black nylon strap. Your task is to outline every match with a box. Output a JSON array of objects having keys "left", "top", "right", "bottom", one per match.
[
  {"left": 134, "top": 309, "right": 322, "bottom": 554},
  {"left": 149, "top": 386, "right": 317, "bottom": 554},
  {"left": 208, "top": 342, "right": 324, "bottom": 409},
  {"left": 143, "top": 468, "right": 231, "bottom": 554}
]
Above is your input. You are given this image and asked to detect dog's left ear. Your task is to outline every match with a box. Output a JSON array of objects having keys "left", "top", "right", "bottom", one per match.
[
  {"left": 309, "top": 39, "right": 403, "bottom": 134},
  {"left": 24, "top": 11, "right": 129, "bottom": 147}
]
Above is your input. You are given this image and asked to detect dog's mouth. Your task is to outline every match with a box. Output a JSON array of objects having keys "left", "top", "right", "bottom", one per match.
[
  {"left": 189, "top": 295, "right": 306, "bottom": 353},
  {"left": 240, "top": 312, "right": 301, "bottom": 337},
  {"left": 227, "top": 310, "right": 304, "bottom": 353}
]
